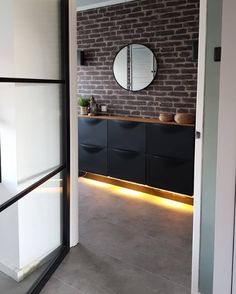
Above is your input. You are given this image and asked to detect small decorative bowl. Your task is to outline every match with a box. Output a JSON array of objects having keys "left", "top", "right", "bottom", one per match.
[
  {"left": 174, "top": 113, "right": 195, "bottom": 125},
  {"left": 159, "top": 113, "right": 174, "bottom": 122}
]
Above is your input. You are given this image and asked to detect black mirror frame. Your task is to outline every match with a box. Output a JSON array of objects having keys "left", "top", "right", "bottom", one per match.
[{"left": 112, "top": 43, "right": 158, "bottom": 92}]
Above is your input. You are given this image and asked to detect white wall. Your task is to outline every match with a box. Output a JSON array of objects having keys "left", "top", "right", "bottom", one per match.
[
  {"left": 77, "top": 0, "right": 110, "bottom": 6},
  {"left": 15, "top": 84, "right": 62, "bottom": 184},
  {"left": 15, "top": 84, "right": 62, "bottom": 272},
  {"left": 0, "top": 205, "right": 20, "bottom": 279},
  {"left": 191, "top": 0, "right": 207, "bottom": 292},
  {"left": 197, "top": 0, "right": 223, "bottom": 292},
  {"left": 213, "top": 0, "right": 236, "bottom": 292},
  {"left": 192, "top": 0, "right": 236, "bottom": 292},
  {"left": 0, "top": 0, "right": 64, "bottom": 281},
  {"left": 18, "top": 177, "right": 62, "bottom": 271},
  {"left": 0, "top": 0, "right": 14, "bottom": 76},
  {"left": 0, "top": 2, "right": 20, "bottom": 276},
  {"left": 0, "top": 89, "right": 20, "bottom": 279},
  {"left": 13, "top": 0, "right": 61, "bottom": 79},
  {"left": 69, "top": 0, "right": 79, "bottom": 247},
  {"left": 0, "top": 84, "right": 18, "bottom": 198},
  {"left": 76, "top": 0, "right": 134, "bottom": 11}
]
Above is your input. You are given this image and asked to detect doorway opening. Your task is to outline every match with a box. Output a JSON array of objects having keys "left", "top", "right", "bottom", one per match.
[{"left": 54, "top": 0, "right": 200, "bottom": 293}]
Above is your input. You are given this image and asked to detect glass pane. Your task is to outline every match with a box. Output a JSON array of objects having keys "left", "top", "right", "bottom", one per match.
[
  {"left": 0, "top": 0, "right": 61, "bottom": 79},
  {"left": 15, "top": 83, "right": 63, "bottom": 185},
  {"left": 0, "top": 172, "right": 63, "bottom": 294},
  {"left": 0, "top": 83, "right": 63, "bottom": 205}
]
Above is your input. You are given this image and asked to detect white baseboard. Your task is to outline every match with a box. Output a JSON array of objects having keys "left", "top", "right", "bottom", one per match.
[
  {"left": 0, "top": 261, "right": 19, "bottom": 281},
  {"left": 77, "top": 0, "right": 135, "bottom": 11},
  {"left": 0, "top": 246, "right": 59, "bottom": 282}
]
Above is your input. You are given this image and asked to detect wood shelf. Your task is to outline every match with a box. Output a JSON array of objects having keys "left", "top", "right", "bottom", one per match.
[{"left": 78, "top": 114, "right": 195, "bottom": 127}]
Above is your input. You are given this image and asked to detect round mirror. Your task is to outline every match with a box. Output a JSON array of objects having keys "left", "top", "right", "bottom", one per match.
[{"left": 113, "top": 44, "right": 157, "bottom": 92}]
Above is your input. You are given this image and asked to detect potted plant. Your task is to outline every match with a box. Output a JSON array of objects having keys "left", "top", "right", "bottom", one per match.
[{"left": 78, "top": 96, "right": 89, "bottom": 115}]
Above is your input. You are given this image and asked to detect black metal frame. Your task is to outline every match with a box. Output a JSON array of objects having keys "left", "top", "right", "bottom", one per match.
[
  {"left": 0, "top": 165, "right": 65, "bottom": 213},
  {"left": 0, "top": 0, "right": 70, "bottom": 293},
  {"left": 0, "top": 78, "right": 64, "bottom": 84},
  {"left": 112, "top": 43, "right": 158, "bottom": 92}
]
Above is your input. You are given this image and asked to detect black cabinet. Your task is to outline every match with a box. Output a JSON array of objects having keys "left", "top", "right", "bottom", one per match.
[
  {"left": 108, "top": 120, "right": 145, "bottom": 152},
  {"left": 79, "top": 118, "right": 107, "bottom": 147},
  {"left": 108, "top": 149, "right": 145, "bottom": 184},
  {"left": 146, "top": 155, "right": 194, "bottom": 195},
  {"left": 78, "top": 117, "right": 195, "bottom": 196},
  {"left": 146, "top": 124, "right": 194, "bottom": 159},
  {"left": 146, "top": 123, "right": 195, "bottom": 195},
  {"left": 79, "top": 144, "right": 107, "bottom": 176},
  {"left": 79, "top": 118, "right": 108, "bottom": 175}
]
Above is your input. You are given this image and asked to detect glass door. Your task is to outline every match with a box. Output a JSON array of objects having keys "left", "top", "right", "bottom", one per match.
[{"left": 0, "top": 0, "right": 70, "bottom": 293}]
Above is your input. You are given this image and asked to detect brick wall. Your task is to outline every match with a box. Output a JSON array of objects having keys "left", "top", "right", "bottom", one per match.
[{"left": 77, "top": 0, "right": 199, "bottom": 118}]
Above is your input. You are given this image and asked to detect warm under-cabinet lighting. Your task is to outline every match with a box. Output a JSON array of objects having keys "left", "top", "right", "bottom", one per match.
[
  {"left": 112, "top": 186, "right": 142, "bottom": 197},
  {"left": 80, "top": 178, "right": 110, "bottom": 189},
  {"left": 81, "top": 178, "right": 193, "bottom": 213}
]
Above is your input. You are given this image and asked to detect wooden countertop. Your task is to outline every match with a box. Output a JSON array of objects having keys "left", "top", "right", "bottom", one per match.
[{"left": 78, "top": 114, "right": 195, "bottom": 127}]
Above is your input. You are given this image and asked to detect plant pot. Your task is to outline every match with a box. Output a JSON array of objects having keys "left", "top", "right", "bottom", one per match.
[{"left": 80, "top": 106, "right": 88, "bottom": 115}]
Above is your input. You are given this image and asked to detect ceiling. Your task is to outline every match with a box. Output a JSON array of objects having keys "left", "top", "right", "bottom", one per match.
[{"left": 76, "top": 0, "right": 134, "bottom": 11}]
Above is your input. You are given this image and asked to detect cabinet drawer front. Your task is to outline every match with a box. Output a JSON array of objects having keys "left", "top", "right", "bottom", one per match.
[
  {"left": 146, "top": 155, "right": 194, "bottom": 195},
  {"left": 79, "top": 144, "right": 107, "bottom": 176},
  {"left": 146, "top": 124, "right": 194, "bottom": 159},
  {"left": 79, "top": 118, "right": 107, "bottom": 147},
  {"left": 108, "top": 120, "right": 145, "bottom": 152},
  {"left": 108, "top": 149, "right": 145, "bottom": 184}
]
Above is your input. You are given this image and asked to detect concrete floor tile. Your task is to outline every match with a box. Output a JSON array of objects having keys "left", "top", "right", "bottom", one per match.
[
  {"left": 41, "top": 277, "right": 81, "bottom": 294},
  {"left": 44, "top": 177, "right": 193, "bottom": 293},
  {"left": 54, "top": 245, "right": 190, "bottom": 294}
]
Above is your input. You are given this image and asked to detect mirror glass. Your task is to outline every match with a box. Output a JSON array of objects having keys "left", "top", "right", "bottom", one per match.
[{"left": 113, "top": 44, "right": 157, "bottom": 92}]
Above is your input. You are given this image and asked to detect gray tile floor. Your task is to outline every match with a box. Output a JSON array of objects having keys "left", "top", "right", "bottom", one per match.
[
  {"left": 42, "top": 178, "right": 193, "bottom": 294},
  {"left": 0, "top": 260, "right": 49, "bottom": 294}
]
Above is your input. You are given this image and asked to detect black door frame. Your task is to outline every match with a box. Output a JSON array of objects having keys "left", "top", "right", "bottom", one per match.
[{"left": 0, "top": 0, "right": 70, "bottom": 293}]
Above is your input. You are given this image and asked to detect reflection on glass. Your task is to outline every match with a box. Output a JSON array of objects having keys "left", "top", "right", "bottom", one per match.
[
  {"left": 15, "top": 84, "right": 62, "bottom": 185},
  {"left": 113, "top": 44, "right": 157, "bottom": 91},
  {"left": 0, "top": 173, "right": 63, "bottom": 294},
  {"left": 113, "top": 46, "right": 128, "bottom": 89},
  {"left": 0, "top": 83, "right": 62, "bottom": 206},
  {"left": 0, "top": 0, "right": 61, "bottom": 79}
]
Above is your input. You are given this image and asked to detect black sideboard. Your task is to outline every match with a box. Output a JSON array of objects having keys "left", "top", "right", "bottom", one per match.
[{"left": 78, "top": 116, "right": 195, "bottom": 196}]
